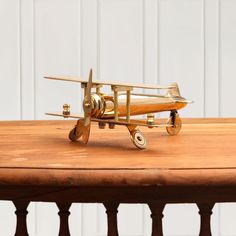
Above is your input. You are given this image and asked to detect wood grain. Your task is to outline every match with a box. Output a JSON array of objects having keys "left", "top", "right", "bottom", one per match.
[
  {"left": 0, "top": 119, "right": 235, "bottom": 187},
  {"left": 0, "top": 117, "right": 234, "bottom": 236}
]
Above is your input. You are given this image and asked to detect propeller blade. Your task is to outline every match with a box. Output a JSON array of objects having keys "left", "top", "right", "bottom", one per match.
[
  {"left": 82, "top": 120, "right": 91, "bottom": 144},
  {"left": 84, "top": 115, "right": 91, "bottom": 127},
  {"left": 81, "top": 69, "right": 93, "bottom": 143},
  {"left": 84, "top": 69, "right": 92, "bottom": 101}
]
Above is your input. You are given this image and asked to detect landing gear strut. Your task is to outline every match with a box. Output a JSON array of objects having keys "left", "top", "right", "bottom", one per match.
[{"left": 166, "top": 110, "right": 182, "bottom": 136}]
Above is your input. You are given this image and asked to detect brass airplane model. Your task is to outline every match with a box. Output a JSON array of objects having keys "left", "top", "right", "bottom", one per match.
[{"left": 45, "top": 69, "right": 191, "bottom": 149}]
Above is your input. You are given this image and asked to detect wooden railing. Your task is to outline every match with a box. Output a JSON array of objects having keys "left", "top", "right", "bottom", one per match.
[{"left": 12, "top": 201, "right": 215, "bottom": 236}]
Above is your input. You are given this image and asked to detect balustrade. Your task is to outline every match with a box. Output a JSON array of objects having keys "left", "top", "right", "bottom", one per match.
[{"left": 9, "top": 202, "right": 216, "bottom": 236}]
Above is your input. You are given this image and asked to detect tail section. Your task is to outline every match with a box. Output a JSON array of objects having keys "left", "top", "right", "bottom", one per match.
[
  {"left": 167, "top": 83, "right": 181, "bottom": 97},
  {"left": 167, "top": 83, "right": 193, "bottom": 103}
]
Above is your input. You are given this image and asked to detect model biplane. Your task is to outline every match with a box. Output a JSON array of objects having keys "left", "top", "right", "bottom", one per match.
[{"left": 45, "top": 69, "right": 191, "bottom": 149}]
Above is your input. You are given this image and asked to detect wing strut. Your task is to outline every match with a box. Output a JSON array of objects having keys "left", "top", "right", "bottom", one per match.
[
  {"left": 126, "top": 90, "right": 131, "bottom": 122},
  {"left": 112, "top": 86, "right": 133, "bottom": 123},
  {"left": 113, "top": 90, "right": 118, "bottom": 122}
]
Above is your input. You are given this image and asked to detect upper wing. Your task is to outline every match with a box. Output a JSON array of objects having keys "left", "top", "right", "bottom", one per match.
[{"left": 45, "top": 76, "right": 174, "bottom": 90}]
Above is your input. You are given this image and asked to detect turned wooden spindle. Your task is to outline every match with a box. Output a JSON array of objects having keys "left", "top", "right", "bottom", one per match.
[
  {"left": 56, "top": 202, "right": 72, "bottom": 236},
  {"left": 104, "top": 202, "right": 119, "bottom": 236},
  {"left": 148, "top": 203, "right": 165, "bottom": 236},
  {"left": 13, "top": 201, "right": 30, "bottom": 236},
  {"left": 197, "top": 203, "right": 215, "bottom": 236}
]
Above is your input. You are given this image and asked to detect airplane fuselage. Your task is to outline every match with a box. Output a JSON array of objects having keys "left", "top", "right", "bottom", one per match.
[{"left": 90, "top": 93, "right": 188, "bottom": 119}]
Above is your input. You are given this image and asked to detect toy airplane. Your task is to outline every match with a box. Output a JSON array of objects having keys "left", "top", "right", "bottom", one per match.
[{"left": 45, "top": 69, "right": 191, "bottom": 149}]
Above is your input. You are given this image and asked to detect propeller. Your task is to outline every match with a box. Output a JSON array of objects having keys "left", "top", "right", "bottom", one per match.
[{"left": 81, "top": 69, "right": 93, "bottom": 144}]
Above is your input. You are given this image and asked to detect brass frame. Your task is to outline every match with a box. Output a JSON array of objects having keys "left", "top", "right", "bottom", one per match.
[{"left": 45, "top": 69, "right": 192, "bottom": 149}]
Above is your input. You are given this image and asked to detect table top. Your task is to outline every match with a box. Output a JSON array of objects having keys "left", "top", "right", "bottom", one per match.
[{"left": 0, "top": 118, "right": 235, "bottom": 187}]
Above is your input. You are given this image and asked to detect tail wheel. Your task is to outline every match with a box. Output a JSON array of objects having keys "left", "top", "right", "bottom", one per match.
[
  {"left": 68, "top": 119, "right": 84, "bottom": 141},
  {"left": 130, "top": 129, "right": 147, "bottom": 149},
  {"left": 166, "top": 111, "right": 182, "bottom": 136}
]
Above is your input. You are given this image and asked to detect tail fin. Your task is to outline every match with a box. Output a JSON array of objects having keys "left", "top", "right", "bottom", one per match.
[{"left": 167, "top": 83, "right": 181, "bottom": 97}]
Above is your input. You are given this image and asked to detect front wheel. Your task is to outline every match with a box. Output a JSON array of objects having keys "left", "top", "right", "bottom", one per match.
[
  {"left": 166, "top": 112, "right": 182, "bottom": 136},
  {"left": 130, "top": 129, "right": 147, "bottom": 149}
]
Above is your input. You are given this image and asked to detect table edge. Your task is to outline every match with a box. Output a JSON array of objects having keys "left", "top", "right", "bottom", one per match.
[{"left": 1, "top": 168, "right": 236, "bottom": 187}]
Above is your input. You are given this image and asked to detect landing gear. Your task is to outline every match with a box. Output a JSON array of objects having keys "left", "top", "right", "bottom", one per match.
[
  {"left": 68, "top": 119, "right": 84, "bottom": 141},
  {"left": 127, "top": 125, "right": 147, "bottom": 149},
  {"left": 166, "top": 110, "right": 182, "bottom": 136},
  {"left": 131, "top": 130, "right": 146, "bottom": 149}
]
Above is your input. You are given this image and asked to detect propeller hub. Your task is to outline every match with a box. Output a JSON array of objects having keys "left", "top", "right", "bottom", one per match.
[
  {"left": 84, "top": 102, "right": 91, "bottom": 108},
  {"left": 83, "top": 94, "right": 105, "bottom": 118}
]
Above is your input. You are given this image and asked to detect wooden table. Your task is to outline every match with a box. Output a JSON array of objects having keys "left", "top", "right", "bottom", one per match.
[{"left": 0, "top": 118, "right": 235, "bottom": 236}]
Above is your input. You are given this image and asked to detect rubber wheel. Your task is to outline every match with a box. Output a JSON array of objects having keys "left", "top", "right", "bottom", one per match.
[
  {"left": 166, "top": 115, "right": 182, "bottom": 136},
  {"left": 130, "top": 129, "right": 147, "bottom": 149}
]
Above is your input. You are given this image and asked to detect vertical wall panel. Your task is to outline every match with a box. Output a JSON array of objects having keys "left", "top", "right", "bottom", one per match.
[
  {"left": 82, "top": 204, "right": 101, "bottom": 236},
  {"left": 143, "top": 205, "right": 152, "bottom": 236},
  {"left": 81, "top": 0, "right": 99, "bottom": 79},
  {"left": 35, "top": 203, "right": 59, "bottom": 236},
  {"left": 0, "top": 0, "right": 20, "bottom": 120},
  {"left": 27, "top": 203, "right": 37, "bottom": 236},
  {"left": 21, "top": 0, "right": 35, "bottom": 119},
  {"left": 117, "top": 204, "right": 144, "bottom": 235},
  {"left": 34, "top": 0, "right": 81, "bottom": 120},
  {"left": 204, "top": 0, "right": 220, "bottom": 117},
  {"left": 69, "top": 204, "right": 83, "bottom": 236},
  {"left": 218, "top": 1, "right": 236, "bottom": 234},
  {"left": 219, "top": 0, "right": 236, "bottom": 117},
  {"left": 219, "top": 203, "right": 236, "bottom": 236},
  {"left": 144, "top": 0, "right": 158, "bottom": 85},
  {"left": 100, "top": 0, "right": 143, "bottom": 84},
  {"left": 0, "top": 201, "right": 16, "bottom": 236},
  {"left": 159, "top": 0, "right": 204, "bottom": 117},
  {"left": 163, "top": 204, "right": 200, "bottom": 236}
]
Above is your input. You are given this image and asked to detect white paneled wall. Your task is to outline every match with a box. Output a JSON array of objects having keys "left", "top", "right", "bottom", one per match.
[{"left": 0, "top": 0, "right": 236, "bottom": 235}]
